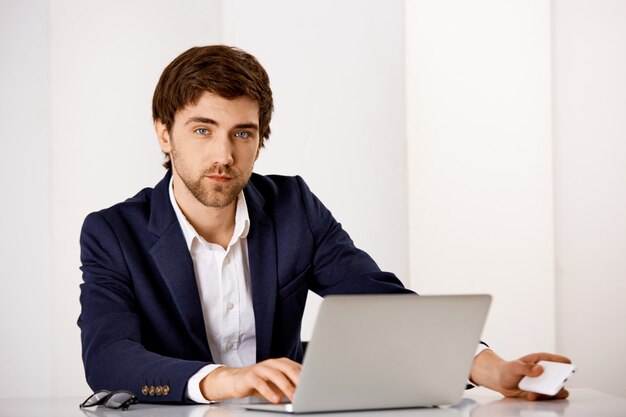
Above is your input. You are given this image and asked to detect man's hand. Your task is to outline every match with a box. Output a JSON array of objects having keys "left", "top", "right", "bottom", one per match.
[
  {"left": 470, "top": 350, "right": 572, "bottom": 401},
  {"left": 200, "top": 358, "right": 302, "bottom": 403}
]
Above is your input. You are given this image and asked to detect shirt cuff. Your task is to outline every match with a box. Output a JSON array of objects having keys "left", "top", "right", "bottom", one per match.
[
  {"left": 186, "top": 364, "right": 224, "bottom": 403},
  {"left": 474, "top": 342, "right": 490, "bottom": 358}
]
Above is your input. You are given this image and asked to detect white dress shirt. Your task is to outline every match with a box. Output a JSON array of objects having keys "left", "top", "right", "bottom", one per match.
[{"left": 168, "top": 179, "right": 257, "bottom": 403}]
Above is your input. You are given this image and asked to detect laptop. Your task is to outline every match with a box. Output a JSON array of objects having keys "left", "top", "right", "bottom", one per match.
[{"left": 242, "top": 294, "right": 491, "bottom": 413}]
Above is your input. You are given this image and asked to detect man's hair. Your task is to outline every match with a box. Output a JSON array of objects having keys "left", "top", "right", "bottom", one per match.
[{"left": 152, "top": 45, "right": 274, "bottom": 169}]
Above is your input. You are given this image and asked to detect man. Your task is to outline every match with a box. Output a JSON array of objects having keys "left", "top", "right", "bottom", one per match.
[{"left": 78, "top": 45, "right": 570, "bottom": 405}]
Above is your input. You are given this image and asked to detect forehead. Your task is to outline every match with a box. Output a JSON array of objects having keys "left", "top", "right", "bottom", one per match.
[{"left": 176, "top": 91, "right": 259, "bottom": 122}]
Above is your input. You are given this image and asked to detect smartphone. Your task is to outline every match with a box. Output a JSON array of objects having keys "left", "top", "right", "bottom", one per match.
[{"left": 518, "top": 360, "right": 576, "bottom": 396}]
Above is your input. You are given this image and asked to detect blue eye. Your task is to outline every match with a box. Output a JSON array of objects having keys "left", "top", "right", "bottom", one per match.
[
  {"left": 195, "top": 128, "right": 210, "bottom": 135},
  {"left": 234, "top": 131, "right": 251, "bottom": 138}
]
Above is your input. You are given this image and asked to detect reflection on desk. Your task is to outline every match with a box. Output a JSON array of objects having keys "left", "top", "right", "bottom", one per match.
[{"left": 0, "top": 388, "right": 624, "bottom": 417}]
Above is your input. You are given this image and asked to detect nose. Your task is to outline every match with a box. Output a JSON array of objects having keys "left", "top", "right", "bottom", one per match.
[{"left": 212, "top": 133, "right": 234, "bottom": 167}]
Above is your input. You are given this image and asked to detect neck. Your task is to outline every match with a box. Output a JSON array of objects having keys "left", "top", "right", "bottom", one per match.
[{"left": 172, "top": 175, "right": 236, "bottom": 250}]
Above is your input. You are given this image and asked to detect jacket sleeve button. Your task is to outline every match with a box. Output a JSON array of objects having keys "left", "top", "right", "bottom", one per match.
[
  {"left": 155, "top": 386, "right": 163, "bottom": 396},
  {"left": 163, "top": 385, "right": 170, "bottom": 396},
  {"left": 149, "top": 386, "right": 156, "bottom": 396},
  {"left": 141, "top": 385, "right": 149, "bottom": 396}
]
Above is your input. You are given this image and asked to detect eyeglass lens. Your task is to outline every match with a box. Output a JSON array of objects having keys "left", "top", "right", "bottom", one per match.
[
  {"left": 81, "top": 390, "right": 111, "bottom": 407},
  {"left": 104, "top": 391, "right": 137, "bottom": 409},
  {"left": 80, "top": 390, "right": 137, "bottom": 410}
]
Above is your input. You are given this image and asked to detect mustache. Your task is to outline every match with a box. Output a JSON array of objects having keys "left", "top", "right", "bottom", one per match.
[{"left": 204, "top": 166, "right": 237, "bottom": 177}]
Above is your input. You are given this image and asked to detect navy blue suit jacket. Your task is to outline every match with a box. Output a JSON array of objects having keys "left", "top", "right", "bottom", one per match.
[{"left": 78, "top": 171, "right": 411, "bottom": 403}]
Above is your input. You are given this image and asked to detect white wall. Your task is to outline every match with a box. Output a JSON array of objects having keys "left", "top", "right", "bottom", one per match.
[
  {"left": 0, "top": 0, "right": 53, "bottom": 398},
  {"left": 406, "top": 0, "right": 555, "bottom": 359},
  {"left": 553, "top": 0, "right": 626, "bottom": 398}
]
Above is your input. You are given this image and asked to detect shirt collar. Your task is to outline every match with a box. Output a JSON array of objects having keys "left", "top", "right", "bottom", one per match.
[{"left": 168, "top": 177, "right": 250, "bottom": 251}]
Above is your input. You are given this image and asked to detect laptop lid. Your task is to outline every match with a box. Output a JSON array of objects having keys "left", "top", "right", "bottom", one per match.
[{"left": 285, "top": 294, "right": 491, "bottom": 413}]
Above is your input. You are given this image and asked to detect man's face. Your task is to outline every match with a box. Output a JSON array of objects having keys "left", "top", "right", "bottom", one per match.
[{"left": 156, "top": 91, "right": 261, "bottom": 209}]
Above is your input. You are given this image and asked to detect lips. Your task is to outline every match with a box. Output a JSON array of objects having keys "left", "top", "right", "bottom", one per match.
[{"left": 206, "top": 175, "right": 232, "bottom": 183}]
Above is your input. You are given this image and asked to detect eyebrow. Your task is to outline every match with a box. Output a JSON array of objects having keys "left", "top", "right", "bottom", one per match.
[
  {"left": 233, "top": 123, "right": 259, "bottom": 131},
  {"left": 184, "top": 117, "right": 259, "bottom": 131},
  {"left": 184, "top": 117, "right": 218, "bottom": 126}
]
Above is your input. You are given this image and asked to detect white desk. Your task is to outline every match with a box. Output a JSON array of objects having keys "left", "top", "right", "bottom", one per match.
[{"left": 1, "top": 388, "right": 624, "bottom": 417}]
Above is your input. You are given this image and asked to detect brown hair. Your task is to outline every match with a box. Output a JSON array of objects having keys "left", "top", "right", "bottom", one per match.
[{"left": 152, "top": 45, "right": 274, "bottom": 169}]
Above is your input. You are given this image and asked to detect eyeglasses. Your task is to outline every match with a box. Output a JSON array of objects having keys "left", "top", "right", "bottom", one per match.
[{"left": 79, "top": 390, "right": 138, "bottom": 411}]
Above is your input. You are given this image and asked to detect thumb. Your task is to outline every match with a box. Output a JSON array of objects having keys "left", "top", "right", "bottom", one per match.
[
  {"left": 520, "top": 362, "right": 543, "bottom": 377},
  {"left": 513, "top": 361, "right": 544, "bottom": 378}
]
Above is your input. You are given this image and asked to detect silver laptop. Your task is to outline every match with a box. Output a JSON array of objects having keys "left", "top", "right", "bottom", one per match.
[{"left": 242, "top": 294, "right": 491, "bottom": 413}]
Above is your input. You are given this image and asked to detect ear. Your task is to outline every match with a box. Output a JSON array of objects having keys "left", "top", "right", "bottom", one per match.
[{"left": 155, "top": 119, "right": 172, "bottom": 153}]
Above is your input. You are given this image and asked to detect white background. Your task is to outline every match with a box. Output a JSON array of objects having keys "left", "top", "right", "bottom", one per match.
[{"left": 0, "top": 0, "right": 625, "bottom": 399}]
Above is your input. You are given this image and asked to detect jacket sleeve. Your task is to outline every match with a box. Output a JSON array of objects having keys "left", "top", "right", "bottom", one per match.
[
  {"left": 294, "top": 176, "right": 414, "bottom": 296},
  {"left": 78, "top": 212, "right": 207, "bottom": 404}
]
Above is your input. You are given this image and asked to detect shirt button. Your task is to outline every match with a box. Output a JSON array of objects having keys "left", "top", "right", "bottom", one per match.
[
  {"left": 226, "top": 341, "right": 234, "bottom": 350},
  {"left": 227, "top": 302, "right": 234, "bottom": 311}
]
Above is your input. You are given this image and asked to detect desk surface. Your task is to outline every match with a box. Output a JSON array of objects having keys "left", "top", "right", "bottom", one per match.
[{"left": 1, "top": 388, "right": 624, "bottom": 417}]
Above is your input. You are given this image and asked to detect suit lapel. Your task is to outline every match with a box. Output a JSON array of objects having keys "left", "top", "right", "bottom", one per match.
[
  {"left": 148, "top": 172, "right": 212, "bottom": 360},
  {"left": 244, "top": 181, "right": 278, "bottom": 362}
]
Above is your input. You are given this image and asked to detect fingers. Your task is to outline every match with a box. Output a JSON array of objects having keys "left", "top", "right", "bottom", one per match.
[
  {"left": 518, "top": 352, "right": 572, "bottom": 365},
  {"left": 507, "top": 360, "right": 543, "bottom": 378},
  {"left": 202, "top": 358, "right": 302, "bottom": 403},
  {"left": 248, "top": 373, "right": 285, "bottom": 404},
  {"left": 513, "top": 352, "right": 573, "bottom": 379},
  {"left": 555, "top": 388, "right": 570, "bottom": 400},
  {"left": 237, "top": 358, "right": 302, "bottom": 403},
  {"left": 526, "top": 388, "right": 569, "bottom": 401},
  {"left": 250, "top": 359, "right": 300, "bottom": 403},
  {"left": 516, "top": 352, "right": 573, "bottom": 394},
  {"left": 267, "top": 357, "right": 302, "bottom": 387}
]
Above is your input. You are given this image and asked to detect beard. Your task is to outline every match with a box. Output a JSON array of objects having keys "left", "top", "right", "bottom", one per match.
[{"left": 170, "top": 146, "right": 252, "bottom": 209}]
